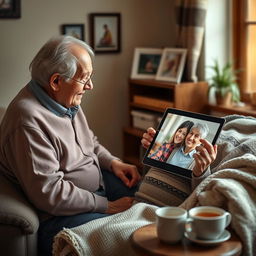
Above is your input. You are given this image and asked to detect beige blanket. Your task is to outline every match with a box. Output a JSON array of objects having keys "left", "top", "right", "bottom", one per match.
[
  {"left": 53, "top": 115, "right": 256, "bottom": 256},
  {"left": 53, "top": 203, "right": 157, "bottom": 256}
]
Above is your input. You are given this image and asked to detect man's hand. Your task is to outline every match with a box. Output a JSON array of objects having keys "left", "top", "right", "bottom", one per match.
[
  {"left": 111, "top": 159, "right": 141, "bottom": 188},
  {"left": 192, "top": 138, "right": 217, "bottom": 177},
  {"left": 141, "top": 127, "right": 156, "bottom": 149},
  {"left": 105, "top": 197, "right": 134, "bottom": 214}
]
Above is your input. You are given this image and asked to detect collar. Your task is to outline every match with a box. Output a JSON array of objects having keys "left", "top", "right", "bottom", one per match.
[
  {"left": 28, "top": 80, "right": 79, "bottom": 119},
  {"left": 181, "top": 146, "right": 196, "bottom": 157}
]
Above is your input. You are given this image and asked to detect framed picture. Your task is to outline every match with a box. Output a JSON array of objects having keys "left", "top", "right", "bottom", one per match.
[
  {"left": 131, "top": 48, "right": 163, "bottom": 79},
  {"left": 90, "top": 13, "right": 121, "bottom": 53},
  {"left": 156, "top": 48, "right": 187, "bottom": 83},
  {"left": 0, "top": 0, "right": 21, "bottom": 18},
  {"left": 62, "top": 24, "right": 85, "bottom": 41}
]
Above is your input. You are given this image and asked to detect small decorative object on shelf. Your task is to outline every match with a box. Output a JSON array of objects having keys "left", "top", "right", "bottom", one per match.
[
  {"left": 156, "top": 48, "right": 187, "bottom": 83},
  {"left": 208, "top": 60, "right": 241, "bottom": 107},
  {"left": 131, "top": 48, "right": 162, "bottom": 79}
]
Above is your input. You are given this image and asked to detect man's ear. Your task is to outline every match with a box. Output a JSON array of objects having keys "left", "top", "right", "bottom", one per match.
[{"left": 49, "top": 73, "right": 61, "bottom": 91}]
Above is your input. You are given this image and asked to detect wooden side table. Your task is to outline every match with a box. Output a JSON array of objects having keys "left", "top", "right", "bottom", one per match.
[{"left": 131, "top": 224, "right": 242, "bottom": 256}]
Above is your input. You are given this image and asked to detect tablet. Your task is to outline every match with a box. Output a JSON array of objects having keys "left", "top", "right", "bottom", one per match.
[{"left": 142, "top": 108, "right": 225, "bottom": 179}]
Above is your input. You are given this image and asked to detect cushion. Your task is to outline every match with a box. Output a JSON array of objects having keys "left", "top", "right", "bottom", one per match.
[{"left": 134, "top": 168, "right": 191, "bottom": 206}]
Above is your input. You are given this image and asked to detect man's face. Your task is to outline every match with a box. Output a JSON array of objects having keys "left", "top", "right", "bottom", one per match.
[
  {"left": 53, "top": 45, "right": 93, "bottom": 108},
  {"left": 185, "top": 128, "right": 202, "bottom": 151}
]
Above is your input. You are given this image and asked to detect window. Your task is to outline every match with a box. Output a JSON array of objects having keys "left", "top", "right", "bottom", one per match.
[{"left": 233, "top": 0, "right": 256, "bottom": 101}]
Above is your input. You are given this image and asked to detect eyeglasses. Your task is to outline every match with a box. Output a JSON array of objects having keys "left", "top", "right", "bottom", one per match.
[{"left": 62, "top": 73, "right": 93, "bottom": 87}]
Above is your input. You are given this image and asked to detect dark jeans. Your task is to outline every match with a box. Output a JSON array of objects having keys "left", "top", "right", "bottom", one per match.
[{"left": 38, "top": 169, "right": 138, "bottom": 256}]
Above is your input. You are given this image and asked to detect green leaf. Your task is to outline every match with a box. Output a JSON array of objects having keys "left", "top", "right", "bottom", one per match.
[{"left": 207, "top": 59, "right": 241, "bottom": 102}]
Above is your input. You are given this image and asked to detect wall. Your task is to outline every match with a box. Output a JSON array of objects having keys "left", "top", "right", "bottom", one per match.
[{"left": 0, "top": 0, "right": 175, "bottom": 157}]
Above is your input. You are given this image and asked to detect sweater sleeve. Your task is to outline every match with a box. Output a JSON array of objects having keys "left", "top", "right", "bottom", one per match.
[
  {"left": 3, "top": 126, "right": 108, "bottom": 216},
  {"left": 191, "top": 167, "right": 211, "bottom": 190}
]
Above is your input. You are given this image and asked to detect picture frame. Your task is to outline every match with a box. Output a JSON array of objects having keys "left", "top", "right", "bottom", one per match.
[
  {"left": 0, "top": 0, "right": 21, "bottom": 19},
  {"left": 156, "top": 48, "right": 187, "bottom": 83},
  {"left": 62, "top": 24, "right": 85, "bottom": 41},
  {"left": 131, "top": 48, "right": 163, "bottom": 79},
  {"left": 90, "top": 13, "right": 121, "bottom": 53}
]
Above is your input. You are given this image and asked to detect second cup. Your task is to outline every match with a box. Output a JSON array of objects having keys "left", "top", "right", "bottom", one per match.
[{"left": 155, "top": 206, "right": 187, "bottom": 244}]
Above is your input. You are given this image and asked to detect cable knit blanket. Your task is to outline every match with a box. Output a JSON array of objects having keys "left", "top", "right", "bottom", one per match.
[{"left": 53, "top": 115, "right": 256, "bottom": 256}]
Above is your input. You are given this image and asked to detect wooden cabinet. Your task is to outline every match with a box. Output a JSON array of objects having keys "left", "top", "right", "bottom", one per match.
[{"left": 123, "top": 79, "right": 208, "bottom": 172}]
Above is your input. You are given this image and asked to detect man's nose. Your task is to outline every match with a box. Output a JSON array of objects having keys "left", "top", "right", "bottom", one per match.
[
  {"left": 84, "top": 80, "right": 93, "bottom": 90},
  {"left": 189, "top": 134, "right": 195, "bottom": 139}
]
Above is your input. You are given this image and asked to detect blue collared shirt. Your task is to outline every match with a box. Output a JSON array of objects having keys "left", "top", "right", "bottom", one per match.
[
  {"left": 29, "top": 80, "right": 79, "bottom": 119},
  {"left": 167, "top": 146, "right": 196, "bottom": 169}
]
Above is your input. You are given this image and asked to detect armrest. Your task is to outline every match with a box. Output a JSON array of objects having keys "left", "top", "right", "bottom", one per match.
[{"left": 0, "top": 173, "right": 39, "bottom": 234}]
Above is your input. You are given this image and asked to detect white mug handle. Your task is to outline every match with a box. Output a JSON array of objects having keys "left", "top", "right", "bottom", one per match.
[
  {"left": 185, "top": 218, "right": 193, "bottom": 233},
  {"left": 224, "top": 212, "right": 232, "bottom": 227}
]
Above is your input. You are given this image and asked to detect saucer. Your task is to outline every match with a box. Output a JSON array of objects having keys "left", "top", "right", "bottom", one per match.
[{"left": 184, "top": 230, "right": 231, "bottom": 246}]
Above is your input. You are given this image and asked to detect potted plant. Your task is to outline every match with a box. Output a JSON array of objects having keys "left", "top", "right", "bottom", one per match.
[{"left": 208, "top": 60, "right": 240, "bottom": 106}]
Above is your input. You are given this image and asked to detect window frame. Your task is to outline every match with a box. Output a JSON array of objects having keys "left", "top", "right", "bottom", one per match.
[{"left": 232, "top": 0, "right": 256, "bottom": 101}]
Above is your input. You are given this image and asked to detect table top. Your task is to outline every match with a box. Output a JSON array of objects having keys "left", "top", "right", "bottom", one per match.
[{"left": 131, "top": 224, "right": 242, "bottom": 256}]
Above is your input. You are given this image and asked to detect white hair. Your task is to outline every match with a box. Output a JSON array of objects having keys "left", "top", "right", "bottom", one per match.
[
  {"left": 191, "top": 122, "right": 209, "bottom": 139},
  {"left": 29, "top": 35, "right": 94, "bottom": 87}
]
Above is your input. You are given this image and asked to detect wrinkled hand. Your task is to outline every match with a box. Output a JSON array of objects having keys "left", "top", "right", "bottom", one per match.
[
  {"left": 105, "top": 197, "right": 134, "bottom": 214},
  {"left": 192, "top": 139, "right": 217, "bottom": 177},
  {"left": 141, "top": 127, "right": 156, "bottom": 149},
  {"left": 111, "top": 159, "right": 141, "bottom": 188}
]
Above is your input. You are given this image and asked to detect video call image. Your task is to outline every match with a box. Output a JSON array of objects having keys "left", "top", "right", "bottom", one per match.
[{"left": 147, "top": 113, "right": 221, "bottom": 171}]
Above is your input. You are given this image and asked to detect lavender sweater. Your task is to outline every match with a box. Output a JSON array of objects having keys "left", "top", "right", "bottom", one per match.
[{"left": 0, "top": 85, "right": 118, "bottom": 218}]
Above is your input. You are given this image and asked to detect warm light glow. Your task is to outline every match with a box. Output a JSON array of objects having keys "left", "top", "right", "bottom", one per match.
[{"left": 248, "top": 0, "right": 256, "bottom": 20}]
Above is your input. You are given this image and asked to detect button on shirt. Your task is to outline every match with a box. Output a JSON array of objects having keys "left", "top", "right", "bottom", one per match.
[{"left": 167, "top": 146, "right": 196, "bottom": 169}]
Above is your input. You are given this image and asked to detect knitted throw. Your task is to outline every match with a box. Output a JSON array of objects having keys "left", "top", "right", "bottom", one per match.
[{"left": 53, "top": 115, "right": 256, "bottom": 256}]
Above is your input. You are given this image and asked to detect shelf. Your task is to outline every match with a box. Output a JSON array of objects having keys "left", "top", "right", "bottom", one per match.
[
  {"left": 208, "top": 103, "right": 256, "bottom": 117},
  {"left": 130, "top": 102, "right": 167, "bottom": 113},
  {"left": 123, "top": 126, "right": 144, "bottom": 138},
  {"left": 129, "top": 78, "right": 177, "bottom": 89}
]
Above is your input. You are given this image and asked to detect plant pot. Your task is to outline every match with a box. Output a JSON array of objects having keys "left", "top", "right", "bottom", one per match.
[{"left": 215, "top": 92, "right": 232, "bottom": 106}]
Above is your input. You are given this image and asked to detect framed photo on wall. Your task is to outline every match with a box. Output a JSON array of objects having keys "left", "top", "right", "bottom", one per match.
[
  {"left": 0, "top": 0, "right": 21, "bottom": 18},
  {"left": 131, "top": 48, "right": 163, "bottom": 79},
  {"left": 62, "top": 24, "right": 85, "bottom": 41},
  {"left": 156, "top": 48, "right": 187, "bottom": 83},
  {"left": 90, "top": 13, "right": 121, "bottom": 53}
]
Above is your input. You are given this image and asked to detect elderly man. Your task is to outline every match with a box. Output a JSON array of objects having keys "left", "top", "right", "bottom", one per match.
[
  {"left": 0, "top": 35, "right": 141, "bottom": 255},
  {"left": 167, "top": 123, "right": 210, "bottom": 171}
]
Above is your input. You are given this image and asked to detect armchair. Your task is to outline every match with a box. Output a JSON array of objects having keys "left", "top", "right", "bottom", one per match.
[{"left": 0, "top": 172, "right": 39, "bottom": 256}]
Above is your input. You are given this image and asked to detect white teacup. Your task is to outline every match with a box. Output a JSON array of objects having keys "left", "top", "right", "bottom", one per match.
[
  {"left": 155, "top": 206, "right": 187, "bottom": 244},
  {"left": 186, "top": 206, "right": 232, "bottom": 240}
]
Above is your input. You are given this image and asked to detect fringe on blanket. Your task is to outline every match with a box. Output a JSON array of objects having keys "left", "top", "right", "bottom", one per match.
[{"left": 53, "top": 203, "right": 158, "bottom": 256}]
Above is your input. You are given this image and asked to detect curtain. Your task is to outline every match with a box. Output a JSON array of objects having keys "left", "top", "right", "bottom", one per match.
[{"left": 175, "top": 0, "right": 208, "bottom": 82}]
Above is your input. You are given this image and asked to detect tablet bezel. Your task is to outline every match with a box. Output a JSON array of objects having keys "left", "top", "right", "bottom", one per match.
[{"left": 142, "top": 108, "right": 225, "bottom": 179}]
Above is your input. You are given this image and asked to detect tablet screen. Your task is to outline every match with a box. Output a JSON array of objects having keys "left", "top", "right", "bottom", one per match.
[{"left": 142, "top": 108, "right": 225, "bottom": 179}]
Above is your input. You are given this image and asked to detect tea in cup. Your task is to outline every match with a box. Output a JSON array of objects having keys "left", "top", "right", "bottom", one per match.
[
  {"left": 155, "top": 206, "right": 187, "bottom": 244},
  {"left": 186, "top": 206, "right": 232, "bottom": 240}
]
